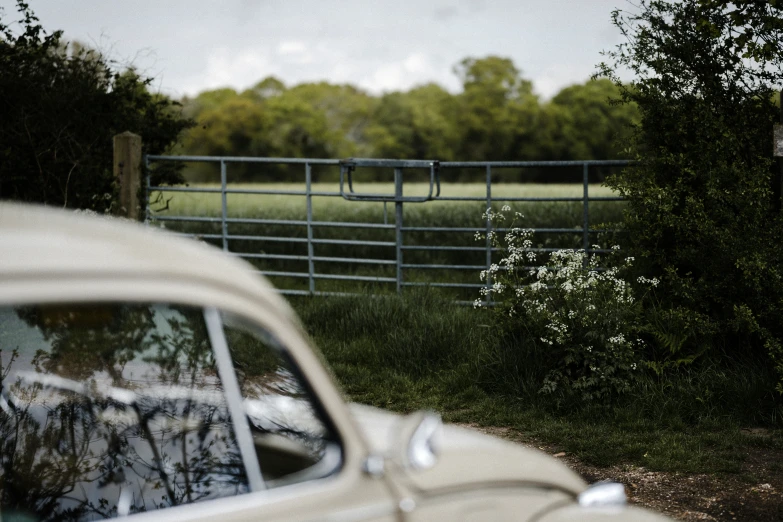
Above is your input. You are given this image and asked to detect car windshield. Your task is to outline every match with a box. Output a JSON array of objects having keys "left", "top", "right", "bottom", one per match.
[{"left": 0, "top": 303, "right": 248, "bottom": 521}]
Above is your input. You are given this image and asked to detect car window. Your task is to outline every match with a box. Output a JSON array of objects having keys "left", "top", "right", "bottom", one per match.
[
  {"left": 221, "top": 314, "right": 342, "bottom": 488},
  {"left": 0, "top": 304, "right": 249, "bottom": 521}
]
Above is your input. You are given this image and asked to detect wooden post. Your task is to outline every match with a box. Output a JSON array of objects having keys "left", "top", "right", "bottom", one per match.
[{"left": 113, "top": 131, "right": 142, "bottom": 220}]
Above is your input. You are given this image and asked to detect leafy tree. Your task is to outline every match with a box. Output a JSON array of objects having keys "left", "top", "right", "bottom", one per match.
[
  {"left": 182, "top": 87, "right": 240, "bottom": 120},
  {"left": 263, "top": 94, "right": 337, "bottom": 159},
  {"left": 531, "top": 79, "right": 638, "bottom": 182},
  {"left": 242, "top": 76, "right": 286, "bottom": 102},
  {"left": 284, "top": 82, "right": 374, "bottom": 158},
  {"left": 598, "top": 0, "right": 783, "bottom": 388},
  {"left": 182, "top": 80, "right": 371, "bottom": 180},
  {"left": 183, "top": 86, "right": 347, "bottom": 181},
  {"left": 454, "top": 56, "right": 540, "bottom": 162},
  {"left": 0, "top": 1, "right": 192, "bottom": 212},
  {"left": 366, "top": 83, "right": 460, "bottom": 162},
  {"left": 183, "top": 97, "right": 270, "bottom": 158},
  {"left": 541, "top": 79, "right": 638, "bottom": 161}
]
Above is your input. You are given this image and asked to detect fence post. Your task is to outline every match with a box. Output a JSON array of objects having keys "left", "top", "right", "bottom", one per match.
[
  {"left": 220, "top": 160, "right": 228, "bottom": 251},
  {"left": 395, "top": 168, "right": 404, "bottom": 294},
  {"left": 582, "top": 163, "right": 590, "bottom": 251},
  {"left": 306, "top": 162, "right": 315, "bottom": 295},
  {"left": 113, "top": 132, "right": 142, "bottom": 220},
  {"left": 484, "top": 165, "right": 492, "bottom": 306}
]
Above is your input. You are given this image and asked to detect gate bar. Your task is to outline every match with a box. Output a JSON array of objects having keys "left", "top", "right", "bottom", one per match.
[{"left": 395, "top": 168, "right": 403, "bottom": 293}]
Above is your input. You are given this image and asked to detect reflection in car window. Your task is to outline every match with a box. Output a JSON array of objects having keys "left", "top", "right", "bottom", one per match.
[
  {"left": 0, "top": 304, "right": 249, "bottom": 521},
  {"left": 222, "top": 315, "right": 341, "bottom": 487}
]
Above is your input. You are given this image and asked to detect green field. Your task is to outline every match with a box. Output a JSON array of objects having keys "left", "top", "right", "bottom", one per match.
[
  {"left": 150, "top": 182, "right": 619, "bottom": 216},
  {"left": 149, "top": 183, "right": 626, "bottom": 299}
]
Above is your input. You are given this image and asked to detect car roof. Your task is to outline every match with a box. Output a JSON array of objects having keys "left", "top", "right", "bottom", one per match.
[{"left": 0, "top": 203, "right": 296, "bottom": 319}]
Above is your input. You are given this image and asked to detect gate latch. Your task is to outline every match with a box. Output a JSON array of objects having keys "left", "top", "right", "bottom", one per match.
[{"left": 339, "top": 159, "right": 440, "bottom": 202}]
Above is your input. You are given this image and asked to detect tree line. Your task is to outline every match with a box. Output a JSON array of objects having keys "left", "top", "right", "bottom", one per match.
[{"left": 178, "top": 58, "right": 639, "bottom": 182}]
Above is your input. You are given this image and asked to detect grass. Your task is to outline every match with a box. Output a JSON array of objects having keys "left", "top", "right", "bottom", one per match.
[
  {"left": 148, "top": 179, "right": 783, "bottom": 474},
  {"left": 149, "top": 182, "right": 626, "bottom": 299},
  {"left": 290, "top": 288, "right": 783, "bottom": 475},
  {"left": 151, "top": 182, "right": 619, "bottom": 215}
]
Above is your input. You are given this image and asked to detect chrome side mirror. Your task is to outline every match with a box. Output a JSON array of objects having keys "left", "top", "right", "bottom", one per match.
[
  {"left": 398, "top": 410, "right": 442, "bottom": 471},
  {"left": 578, "top": 482, "right": 627, "bottom": 507},
  {"left": 363, "top": 410, "right": 443, "bottom": 477}
]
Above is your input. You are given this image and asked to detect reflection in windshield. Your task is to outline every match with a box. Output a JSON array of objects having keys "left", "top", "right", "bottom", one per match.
[
  {"left": 0, "top": 304, "right": 248, "bottom": 521},
  {"left": 223, "top": 317, "right": 339, "bottom": 485}
]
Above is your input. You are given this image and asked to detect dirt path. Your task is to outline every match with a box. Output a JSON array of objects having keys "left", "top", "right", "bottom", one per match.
[{"left": 457, "top": 424, "right": 783, "bottom": 521}]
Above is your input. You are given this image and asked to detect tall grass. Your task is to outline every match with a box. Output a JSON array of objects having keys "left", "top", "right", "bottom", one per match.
[{"left": 291, "top": 289, "right": 783, "bottom": 473}]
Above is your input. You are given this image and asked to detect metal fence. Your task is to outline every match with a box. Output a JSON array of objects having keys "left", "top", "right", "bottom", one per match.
[{"left": 145, "top": 156, "right": 631, "bottom": 302}]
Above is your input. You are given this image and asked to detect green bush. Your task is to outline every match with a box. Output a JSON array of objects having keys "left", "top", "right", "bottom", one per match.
[
  {"left": 0, "top": 1, "right": 191, "bottom": 211},
  {"left": 475, "top": 207, "right": 653, "bottom": 400},
  {"left": 598, "top": 0, "right": 783, "bottom": 392}
]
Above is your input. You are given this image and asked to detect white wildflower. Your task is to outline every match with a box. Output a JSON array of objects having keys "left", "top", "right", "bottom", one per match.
[{"left": 637, "top": 275, "right": 660, "bottom": 287}]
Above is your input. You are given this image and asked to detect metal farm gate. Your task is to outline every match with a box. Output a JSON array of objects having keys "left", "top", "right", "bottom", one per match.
[{"left": 144, "top": 156, "right": 631, "bottom": 303}]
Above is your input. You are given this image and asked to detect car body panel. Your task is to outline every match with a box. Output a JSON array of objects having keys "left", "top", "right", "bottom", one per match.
[
  {"left": 0, "top": 203, "right": 673, "bottom": 521},
  {"left": 349, "top": 404, "right": 586, "bottom": 495}
]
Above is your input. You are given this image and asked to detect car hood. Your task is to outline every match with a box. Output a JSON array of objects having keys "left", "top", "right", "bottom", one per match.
[{"left": 348, "top": 403, "right": 586, "bottom": 496}]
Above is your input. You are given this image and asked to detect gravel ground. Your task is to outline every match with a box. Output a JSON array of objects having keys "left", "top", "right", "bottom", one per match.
[{"left": 457, "top": 424, "right": 783, "bottom": 521}]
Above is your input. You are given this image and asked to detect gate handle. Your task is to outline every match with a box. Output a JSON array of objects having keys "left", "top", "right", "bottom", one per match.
[{"left": 339, "top": 159, "right": 440, "bottom": 202}]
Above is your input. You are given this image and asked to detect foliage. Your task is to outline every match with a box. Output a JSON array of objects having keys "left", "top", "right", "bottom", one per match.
[
  {"left": 475, "top": 207, "right": 653, "bottom": 401},
  {"left": 179, "top": 58, "right": 637, "bottom": 183},
  {"left": 597, "top": 0, "right": 783, "bottom": 391},
  {"left": 453, "top": 56, "right": 540, "bottom": 162},
  {"left": 183, "top": 79, "right": 370, "bottom": 181},
  {"left": 0, "top": 1, "right": 192, "bottom": 212},
  {"left": 536, "top": 78, "right": 639, "bottom": 181},
  {"left": 366, "top": 83, "right": 461, "bottom": 161}
]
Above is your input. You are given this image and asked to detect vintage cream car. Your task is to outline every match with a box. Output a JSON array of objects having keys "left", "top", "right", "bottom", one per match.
[{"left": 0, "top": 203, "right": 671, "bottom": 521}]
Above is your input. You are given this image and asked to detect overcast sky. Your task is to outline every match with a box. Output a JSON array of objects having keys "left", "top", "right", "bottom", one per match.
[{"left": 1, "top": 0, "right": 631, "bottom": 100}]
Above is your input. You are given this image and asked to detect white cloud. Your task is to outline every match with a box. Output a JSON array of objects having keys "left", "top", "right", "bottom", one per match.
[
  {"left": 277, "top": 41, "right": 308, "bottom": 55},
  {"left": 15, "top": 0, "right": 630, "bottom": 99},
  {"left": 358, "top": 52, "right": 458, "bottom": 94},
  {"left": 196, "top": 47, "right": 276, "bottom": 94},
  {"left": 403, "top": 52, "right": 428, "bottom": 74},
  {"left": 276, "top": 40, "right": 314, "bottom": 64},
  {"left": 533, "top": 64, "right": 594, "bottom": 99}
]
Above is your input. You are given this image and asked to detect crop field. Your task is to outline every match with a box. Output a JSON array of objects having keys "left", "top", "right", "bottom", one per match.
[{"left": 148, "top": 182, "right": 626, "bottom": 300}]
